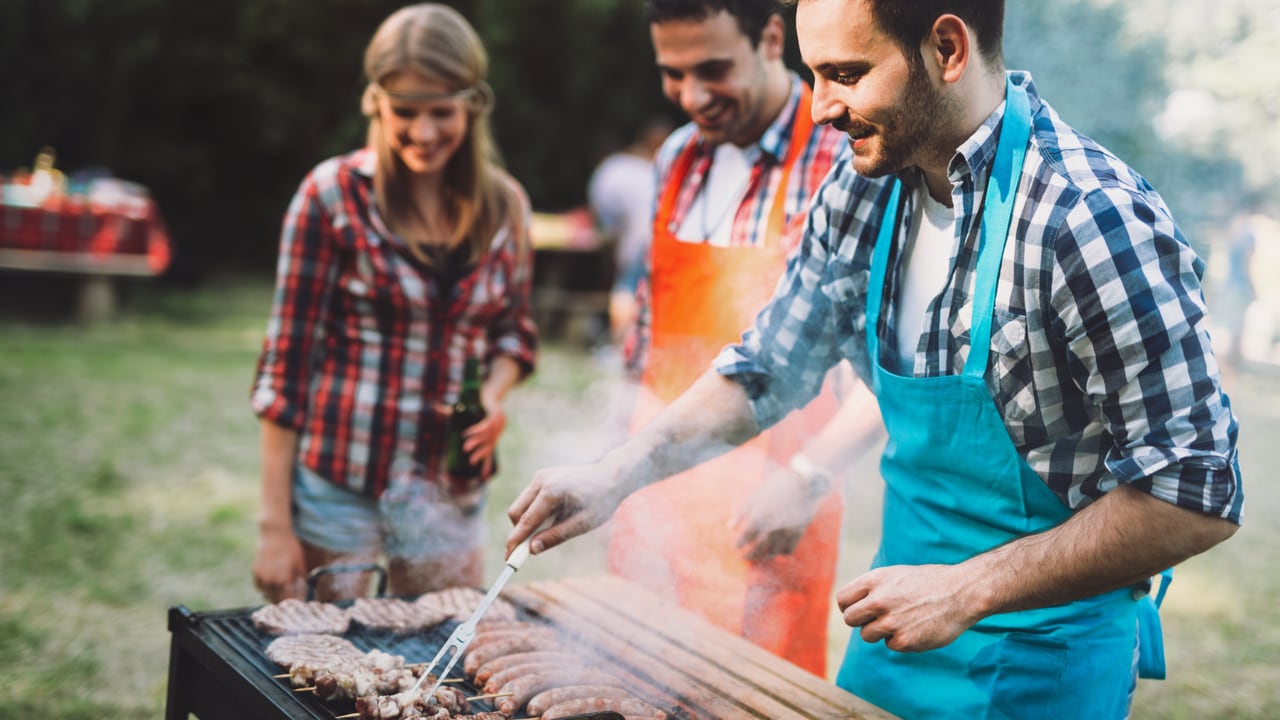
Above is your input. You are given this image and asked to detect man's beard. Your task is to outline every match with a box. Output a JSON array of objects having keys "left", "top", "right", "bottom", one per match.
[{"left": 840, "top": 63, "right": 955, "bottom": 178}]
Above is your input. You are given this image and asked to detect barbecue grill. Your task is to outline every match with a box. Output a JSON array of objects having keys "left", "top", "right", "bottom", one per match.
[{"left": 166, "top": 574, "right": 898, "bottom": 720}]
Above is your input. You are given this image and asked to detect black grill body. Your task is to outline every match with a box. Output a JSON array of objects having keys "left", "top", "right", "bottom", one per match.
[{"left": 165, "top": 604, "right": 494, "bottom": 720}]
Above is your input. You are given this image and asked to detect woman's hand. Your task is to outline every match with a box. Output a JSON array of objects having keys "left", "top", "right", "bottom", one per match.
[
  {"left": 463, "top": 393, "right": 507, "bottom": 476},
  {"left": 253, "top": 522, "right": 307, "bottom": 602}
]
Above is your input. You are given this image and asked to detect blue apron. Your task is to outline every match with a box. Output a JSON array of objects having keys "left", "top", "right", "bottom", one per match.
[{"left": 835, "top": 76, "right": 1167, "bottom": 720}]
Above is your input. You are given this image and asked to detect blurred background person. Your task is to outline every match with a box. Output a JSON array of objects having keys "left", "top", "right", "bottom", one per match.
[
  {"left": 588, "top": 116, "right": 673, "bottom": 345},
  {"left": 1218, "top": 200, "right": 1259, "bottom": 377},
  {"left": 250, "top": 3, "right": 538, "bottom": 602}
]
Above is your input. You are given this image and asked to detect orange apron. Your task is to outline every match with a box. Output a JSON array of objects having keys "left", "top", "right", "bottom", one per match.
[{"left": 608, "top": 88, "right": 843, "bottom": 676}]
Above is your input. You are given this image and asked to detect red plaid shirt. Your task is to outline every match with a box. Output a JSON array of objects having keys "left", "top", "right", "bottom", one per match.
[{"left": 251, "top": 149, "right": 538, "bottom": 498}]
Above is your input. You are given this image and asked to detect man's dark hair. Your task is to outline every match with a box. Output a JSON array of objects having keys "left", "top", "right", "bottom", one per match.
[
  {"left": 780, "top": 0, "right": 1005, "bottom": 70},
  {"left": 645, "top": 0, "right": 780, "bottom": 47}
]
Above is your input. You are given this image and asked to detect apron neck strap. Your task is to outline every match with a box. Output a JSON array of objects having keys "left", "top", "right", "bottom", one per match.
[
  {"left": 866, "top": 75, "right": 1032, "bottom": 380},
  {"left": 764, "top": 84, "right": 817, "bottom": 246},
  {"left": 963, "top": 75, "right": 1031, "bottom": 378},
  {"left": 867, "top": 181, "right": 903, "bottom": 369}
]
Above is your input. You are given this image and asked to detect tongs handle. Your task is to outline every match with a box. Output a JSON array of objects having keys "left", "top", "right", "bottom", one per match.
[
  {"left": 506, "top": 516, "right": 552, "bottom": 570},
  {"left": 506, "top": 536, "right": 534, "bottom": 570}
]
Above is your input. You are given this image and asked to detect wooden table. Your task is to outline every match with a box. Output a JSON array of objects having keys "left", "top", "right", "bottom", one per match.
[{"left": 506, "top": 575, "right": 899, "bottom": 720}]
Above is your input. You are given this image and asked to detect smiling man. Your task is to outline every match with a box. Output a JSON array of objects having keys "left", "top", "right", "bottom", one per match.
[
  {"left": 609, "top": 0, "right": 857, "bottom": 676},
  {"left": 510, "top": 1, "right": 1243, "bottom": 716}
]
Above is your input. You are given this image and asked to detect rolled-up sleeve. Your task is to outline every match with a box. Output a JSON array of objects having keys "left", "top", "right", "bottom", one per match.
[
  {"left": 1051, "top": 185, "right": 1244, "bottom": 523},
  {"left": 251, "top": 172, "right": 339, "bottom": 430},
  {"left": 714, "top": 164, "right": 863, "bottom": 430},
  {"left": 486, "top": 183, "right": 539, "bottom": 377}
]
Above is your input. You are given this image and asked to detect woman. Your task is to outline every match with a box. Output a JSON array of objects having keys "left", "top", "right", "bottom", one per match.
[{"left": 251, "top": 4, "right": 537, "bottom": 602}]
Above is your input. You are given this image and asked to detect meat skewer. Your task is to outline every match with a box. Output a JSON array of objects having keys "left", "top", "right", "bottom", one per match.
[
  {"left": 288, "top": 649, "right": 406, "bottom": 686},
  {"left": 345, "top": 684, "right": 475, "bottom": 719}
]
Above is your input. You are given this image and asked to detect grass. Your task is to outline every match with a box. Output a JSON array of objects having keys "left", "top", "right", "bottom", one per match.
[{"left": 0, "top": 274, "right": 1276, "bottom": 718}]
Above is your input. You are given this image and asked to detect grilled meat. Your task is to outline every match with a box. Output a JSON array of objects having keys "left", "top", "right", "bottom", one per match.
[
  {"left": 265, "top": 633, "right": 362, "bottom": 667},
  {"left": 349, "top": 597, "right": 453, "bottom": 633},
  {"left": 252, "top": 598, "right": 351, "bottom": 635},
  {"left": 415, "top": 587, "right": 518, "bottom": 624},
  {"left": 526, "top": 685, "right": 633, "bottom": 716},
  {"left": 541, "top": 697, "right": 668, "bottom": 720}
]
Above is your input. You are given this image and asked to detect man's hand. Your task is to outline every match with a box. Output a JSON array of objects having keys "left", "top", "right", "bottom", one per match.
[
  {"left": 836, "top": 563, "right": 987, "bottom": 653},
  {"left": 253, "top": 524, "right": 307, "bottom": 602},
  {"left": 505, "top": 460, "right": 632, "bottom": 557},
  {"left": 731, "top": 462, "right": 827, "bottom": 562}
]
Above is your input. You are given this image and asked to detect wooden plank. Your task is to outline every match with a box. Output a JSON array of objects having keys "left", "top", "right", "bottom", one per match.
[
  {"left": 507, "top": 578, "right": 898, "bottom": 720},
  {"left": 558, "top": 576, "right": 893, "bottom": 719}
]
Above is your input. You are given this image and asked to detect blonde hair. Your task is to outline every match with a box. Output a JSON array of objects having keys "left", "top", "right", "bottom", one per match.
[{"left": 361, "top": 3, "right": 513, "bottom": 265}]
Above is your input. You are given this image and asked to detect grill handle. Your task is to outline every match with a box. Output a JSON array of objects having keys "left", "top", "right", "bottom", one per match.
[{"left": 306, "top": 562, "right": 388, "bottom": 600}]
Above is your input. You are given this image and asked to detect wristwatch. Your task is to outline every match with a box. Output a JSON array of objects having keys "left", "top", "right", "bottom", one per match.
[{"left": 789, "top": 453, "right": 833, "bottom": 499}]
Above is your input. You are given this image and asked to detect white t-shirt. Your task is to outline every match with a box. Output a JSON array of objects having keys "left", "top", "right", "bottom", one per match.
[
  {"left": 896, "top": 184, "right": 956, "bottom": 372},
  {"left": 676, "top": 142, "right": 759, "bottom": 247}
]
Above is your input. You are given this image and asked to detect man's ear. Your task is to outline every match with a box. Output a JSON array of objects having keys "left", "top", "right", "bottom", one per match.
[
  {"left": 927, "top": 14, "right": 971, "bottom": 84},
  {"left": 761, "top": 14, "right": 786, "bottom": 61}
]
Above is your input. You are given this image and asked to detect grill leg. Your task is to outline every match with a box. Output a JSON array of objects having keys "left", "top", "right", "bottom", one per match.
[{"left": 166, "top": 627, "right": 195, "bottom": 720}]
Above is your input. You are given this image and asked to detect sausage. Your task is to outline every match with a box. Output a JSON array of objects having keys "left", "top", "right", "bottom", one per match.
[
  {"left": 541, "top": 697, "right": 668, "bottom": 720},
  {"left": 475, "top": 651, "right": 581, "bottom": 687},
  {"left": 526, "top": 685, "right": 633, "bottom": 716},
  {"left": 463, "top": 634, "right": 564, "bottom": 676},
  {"left": 496, "top": 669, "right": 626, "bottom": 716},
  {"left": 469, "top": 623, "right": 557, "bottom": 650}
]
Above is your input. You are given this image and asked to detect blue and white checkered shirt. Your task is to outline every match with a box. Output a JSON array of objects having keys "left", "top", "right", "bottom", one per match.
[{"left": 714, "top": 72, "right": 1244, "bottom": 523}]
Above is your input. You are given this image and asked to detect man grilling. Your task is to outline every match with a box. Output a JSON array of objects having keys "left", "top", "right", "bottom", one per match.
[{"left": 507, "top": 0, "right": 1243, "bottom": 717}]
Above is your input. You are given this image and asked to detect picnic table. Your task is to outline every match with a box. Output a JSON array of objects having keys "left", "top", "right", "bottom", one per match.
[
  {"left": 0, "top": 194, "right": 172, "bottom": 321},
  {"left": 530, "top": 207, "right": 614, "bottom": 344}
]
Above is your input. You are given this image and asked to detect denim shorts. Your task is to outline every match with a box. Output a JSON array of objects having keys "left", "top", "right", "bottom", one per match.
[{"left": 291, "top": 464, "right": 486, "bottom": 561}]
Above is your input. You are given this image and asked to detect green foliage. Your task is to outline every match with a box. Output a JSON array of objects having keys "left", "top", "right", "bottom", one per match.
[
  {"left": 0, "top": 0, "right": 673, "bottom": 278},
  {"left": 1, "top": 0, "right": 1270, "bottom": 276}
]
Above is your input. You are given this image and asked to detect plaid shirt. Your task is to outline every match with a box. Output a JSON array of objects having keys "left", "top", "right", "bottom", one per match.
[
  {"left": 252, "top": 149, "right": 538, "bottom": 498},
  {"left": 715, "top": 72, "right": 1244, "bottom": 523},
  {"left": 625, "top": 75, "right": 850, "bottom": 371}
]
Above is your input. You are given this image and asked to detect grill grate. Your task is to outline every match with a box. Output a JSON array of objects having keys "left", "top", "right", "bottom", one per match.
[{"left": 174, "top": 604, "right": 501, "bottom": 719}]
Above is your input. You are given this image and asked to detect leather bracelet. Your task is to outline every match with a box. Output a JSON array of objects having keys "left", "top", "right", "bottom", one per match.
[{"left": 789, "top": 453, "right": 833, "bottom": 499}]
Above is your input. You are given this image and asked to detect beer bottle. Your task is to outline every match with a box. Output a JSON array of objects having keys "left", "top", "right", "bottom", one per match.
[{"left": 445, "top": 357, "right": 487, "bottom": 492}]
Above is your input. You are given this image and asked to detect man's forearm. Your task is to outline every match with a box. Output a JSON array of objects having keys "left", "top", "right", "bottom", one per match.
[
  {"left": 961, "top": 483, "right": 1239, "bottom": 617},
  {"left": 611, "top": 369, "right": 760, "bottom": 492}
]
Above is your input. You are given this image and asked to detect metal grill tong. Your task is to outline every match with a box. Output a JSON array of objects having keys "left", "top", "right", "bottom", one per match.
[{"left": 409, "top": 534, "right": 536, "bottom": 698}]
